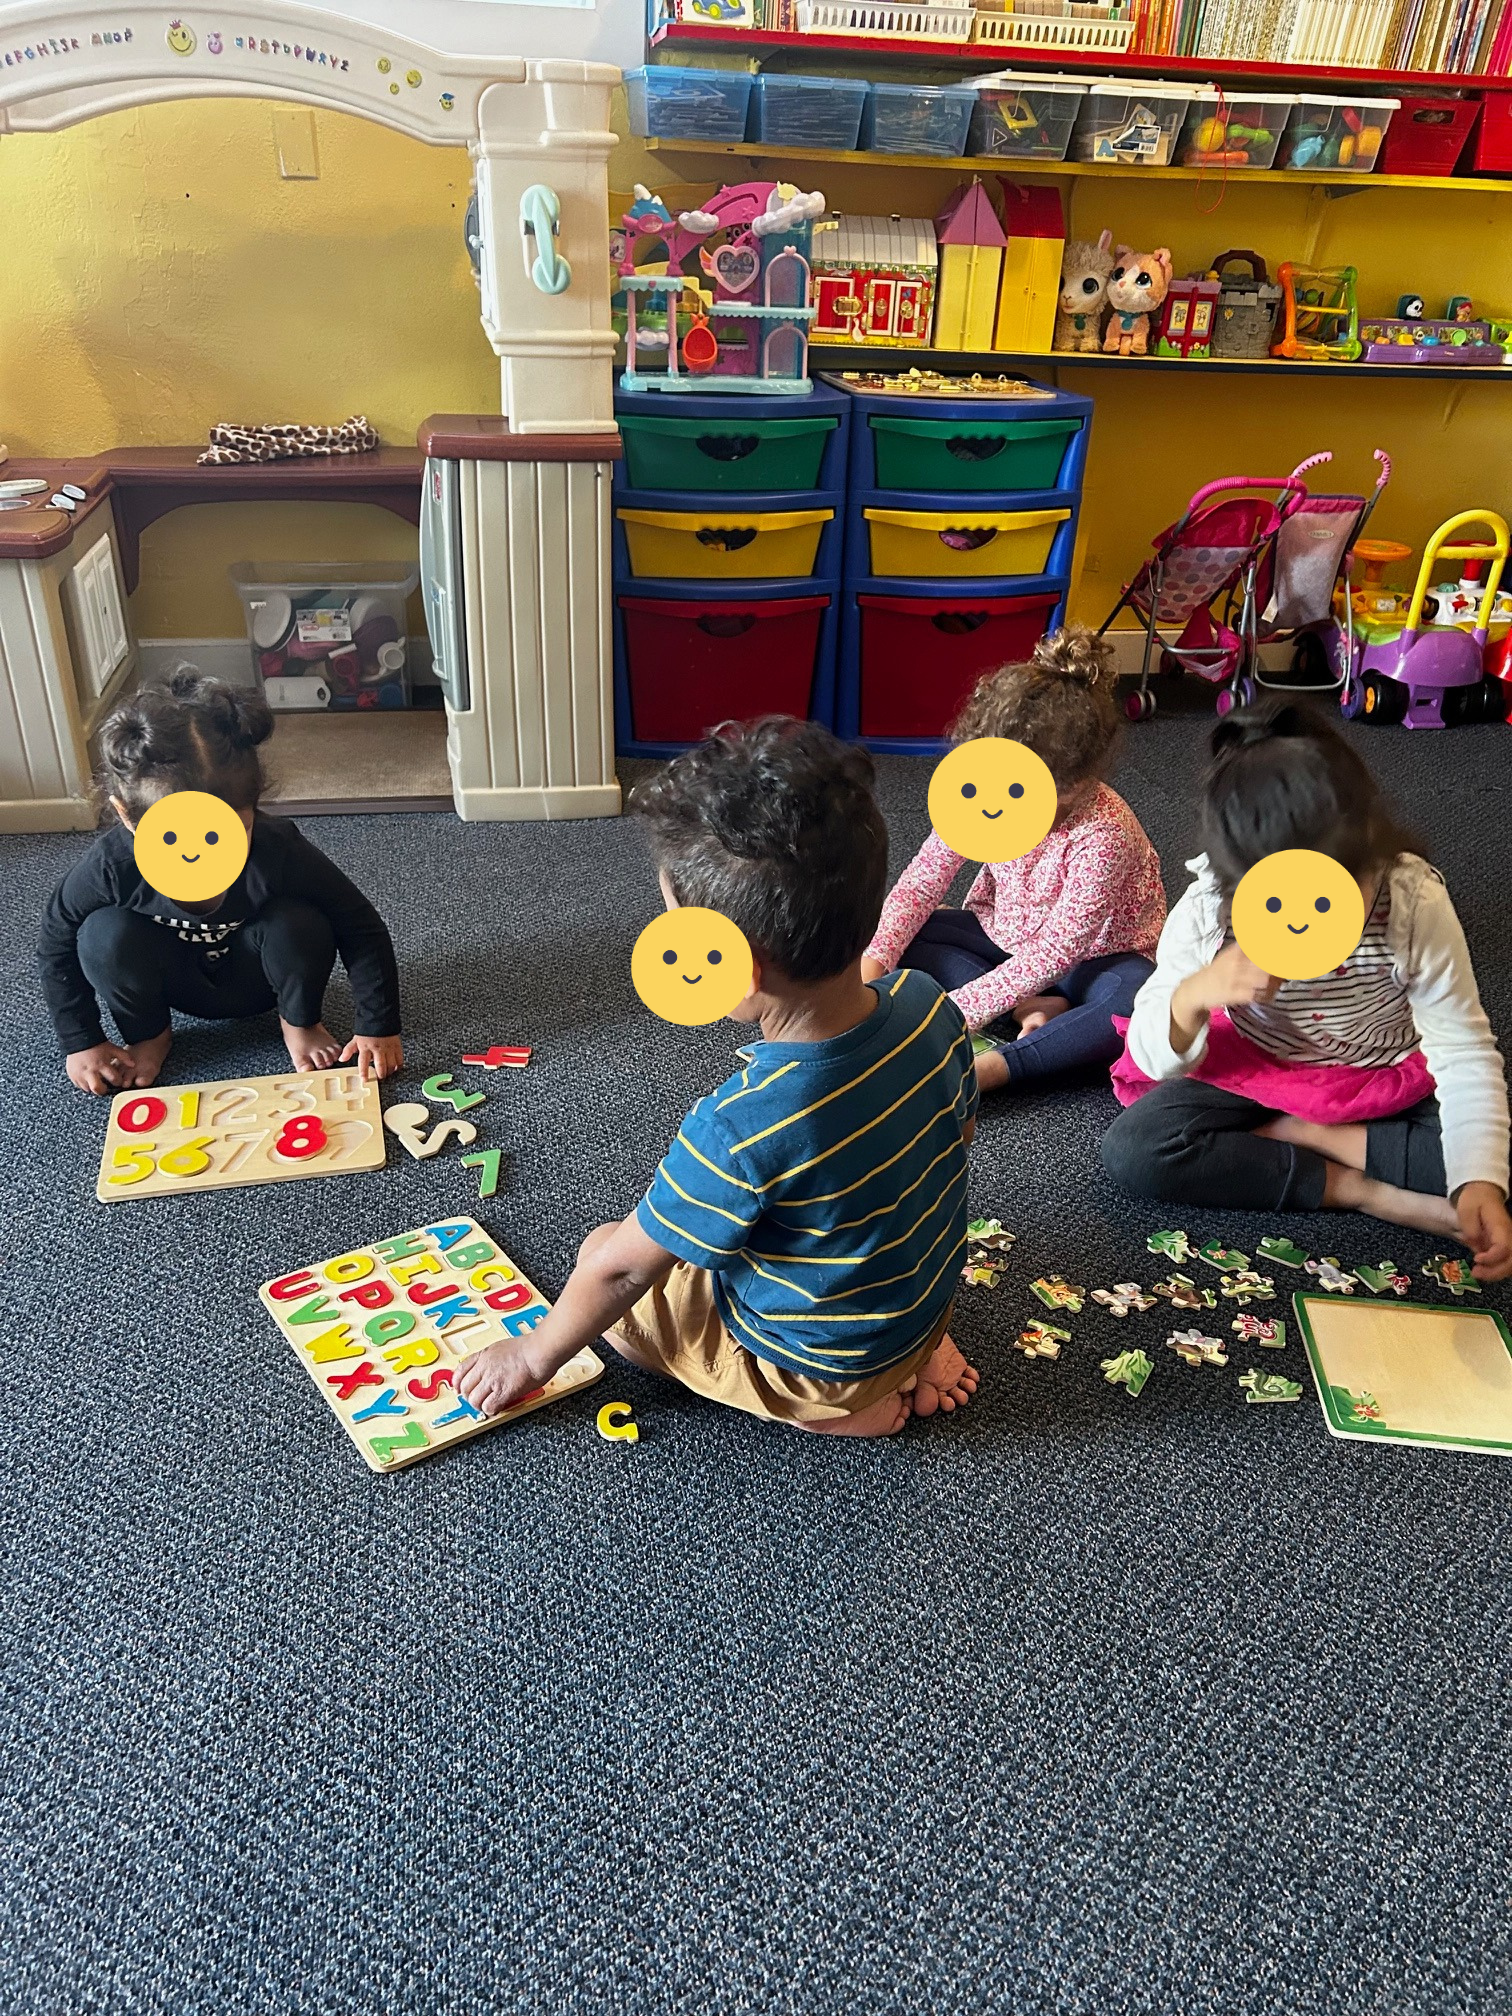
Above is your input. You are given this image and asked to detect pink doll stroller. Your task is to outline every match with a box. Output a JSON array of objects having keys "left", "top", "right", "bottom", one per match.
[
  {"left": 1254, "top": 450, "right": 1392, "bottom": 696},
  {"left": 1100, "top": 467, "right": 1312, "bottom": 720}
]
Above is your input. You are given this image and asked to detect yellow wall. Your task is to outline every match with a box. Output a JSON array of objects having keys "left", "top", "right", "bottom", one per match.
[
  {"left": 5, "top": 91, "right": 1511, "bottom": 638},
  {"left": 0, "top": 99, "right": 492, "bottom": 637}
]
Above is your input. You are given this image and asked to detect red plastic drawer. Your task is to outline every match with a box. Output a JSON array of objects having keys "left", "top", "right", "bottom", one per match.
[
  {"left": 858, "top": 591, "right": 1058, "bottom": 739},
  {"left": 620, "top": 593, "right": 826, "bottom": 742},
  {"left": 1474, "top": 93, "right": 1512, "bottom": 172},
  {"left": 1378, "top": 96, "right": 1478, "bottom": 175}
]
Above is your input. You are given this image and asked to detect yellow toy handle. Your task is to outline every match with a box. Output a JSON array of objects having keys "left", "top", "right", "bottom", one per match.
[{"left": 1406, "top": 510, "right": 1510, "bottom": 634}]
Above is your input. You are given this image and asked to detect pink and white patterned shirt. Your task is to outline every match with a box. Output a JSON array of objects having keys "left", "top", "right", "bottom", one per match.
[{"left": 866, "top": 784, "right": 1166, "bottom": 1030}]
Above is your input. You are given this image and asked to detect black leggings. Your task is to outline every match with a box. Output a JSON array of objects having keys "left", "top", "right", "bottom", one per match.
[
  {"left": 898, "top": 907, "right": 1155, "bottom": 1088},
  {"left": 1101, "top": 1077, "right": 1447, "bottom": 1212},
  {"left": 77, "top": 900, "right": 337, "bottom": 1045}
]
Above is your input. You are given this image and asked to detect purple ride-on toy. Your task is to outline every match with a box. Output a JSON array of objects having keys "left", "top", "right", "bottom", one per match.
[{"left": 1340, "top": 510, "right": 1511, "bottom": 728}]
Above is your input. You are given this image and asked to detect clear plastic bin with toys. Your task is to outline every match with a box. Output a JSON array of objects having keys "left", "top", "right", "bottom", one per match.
[
  {"left": 966, "top": 71, "right": 1088, "bottom": 161},
  {"left": 1069, "top": 79, "right": 1198, "bottom": 165},
  {"left": 860, "top": 82, "right": 977, "bottom": 158},
  {"left": 1276, "top": 94, "right": 1399, "bottom": 173},
  {"left": 231, "top": 562, "right": 418, "bottom": 712},
  {"left": 1178, "top": 90, "right": 1296, "bottom": 170}
]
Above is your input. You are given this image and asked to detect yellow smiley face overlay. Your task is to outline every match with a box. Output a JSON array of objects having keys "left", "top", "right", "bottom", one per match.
[
  {"left": 1231, "top": 849, "right": 1367, "bottom": 980},
  {"left": 928, "top": 738, "right": 1058, "bottom": 865},
  {"left": 631, "top": 907, "right": 754, "bottom": 1027},
  {"left": 133, "top": 791, "right": 250, "bottom": 904}
]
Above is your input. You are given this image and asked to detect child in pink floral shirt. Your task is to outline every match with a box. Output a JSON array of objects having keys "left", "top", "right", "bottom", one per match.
[{"left": 862, "top": 630, "right": 1165, "bottom": 1092}]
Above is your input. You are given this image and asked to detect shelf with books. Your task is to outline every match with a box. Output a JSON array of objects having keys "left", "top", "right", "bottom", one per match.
[
  {"left": 648, "top": 21, "right": 1512, "bottom": 89},
  {"left": 812, "top": 343, "right": 1512, "bottom": 377},
  {"left": 642, "top": 134, "right": 1512, "bottom": 190}
]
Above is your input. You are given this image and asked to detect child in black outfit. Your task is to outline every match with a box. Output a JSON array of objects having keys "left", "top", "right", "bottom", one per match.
[{"left": 39, "top": 669, "right": 404, "bottom": 1094}]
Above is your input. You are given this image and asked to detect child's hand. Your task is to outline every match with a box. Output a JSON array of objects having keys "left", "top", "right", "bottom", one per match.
[
  {"left": 456, "top": 1336, "right": 550, "bottom": 1418},
  {"left": 1456, "top": 1181, "right": 1512, "bottom": 1281},
  {"left": 66, "top": 1042, "right": 135, "bottom": 1095},
  {"left": 1196, "top": 942, "right": 1283, "bottom": 1011},
  {"left": 861, "top": 955, "right": 886, "bottom": 985},
  {"left": 340, "top": 1034, "right": 404, "bottom": 1083}
]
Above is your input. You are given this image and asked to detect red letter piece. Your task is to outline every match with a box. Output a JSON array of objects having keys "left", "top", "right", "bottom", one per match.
[
  {"left": 327, "top": 1360, "right": 384, "bottom": 1401},
  {"left": 268, "top": 1270, "right": 318, "bottom": 1302},
  {"left": 407, "top": 1280, "right": 456, "bottom": 1306},
  {"left": 485, "top": 1282, "right": 532, "bottom": 1313},
  {"left": 407, "top": 1368, "right": 456, "bottom": 1402},
  {"left": 338, "top": 1280, "right": 394, "bottom": 1309}
]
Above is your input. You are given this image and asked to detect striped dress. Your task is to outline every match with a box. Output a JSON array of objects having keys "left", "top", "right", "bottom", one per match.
[
  {"left": 637, "top": 969, "right": 979, "bottom": 1379},
  {"left": 1229, "top": 886, "right": 1419, "bottom": 1069}
]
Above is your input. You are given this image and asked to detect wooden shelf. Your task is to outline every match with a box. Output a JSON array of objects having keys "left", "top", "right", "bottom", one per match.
[
  {"left": 649, "top": 22, "right": 1512, "bottom": 91},
  {"left": 643, "top": 134, "right": 1512, "bottom": 192},
  {"left": 812, "top": 345, "right": 1512, "bottom": 379}
]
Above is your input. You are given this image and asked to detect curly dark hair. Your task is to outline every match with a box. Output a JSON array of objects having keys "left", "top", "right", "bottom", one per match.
[
  {"left": 1202, "top": 700, "right": 1422, "bottom": 897},
  {"left": 629, "top": 716, "right": 889, "bottom": 982},
  {"left": 97, "top": 667, "right": 273, "bottom": 823},
  {"left": 950, "top": 626, "right": 1119, "bottom": 791}
]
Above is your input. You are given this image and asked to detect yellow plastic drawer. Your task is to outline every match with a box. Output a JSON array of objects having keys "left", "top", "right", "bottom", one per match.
[
  {"left": 863, "top": 505, "right": 1071, "bottom": 579},
  {"left": 618, "top": 506, "right": 833, "bottom": 580}
]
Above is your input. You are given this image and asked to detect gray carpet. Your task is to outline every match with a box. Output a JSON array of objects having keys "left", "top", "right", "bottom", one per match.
[{"left": 4, "top": 703, "right": 1512, "bottom": 2015}]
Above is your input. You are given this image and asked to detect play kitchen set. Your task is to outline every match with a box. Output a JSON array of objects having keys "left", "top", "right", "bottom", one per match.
[{"left": 0, "top": 2, "right": 621, "bottom": 834}]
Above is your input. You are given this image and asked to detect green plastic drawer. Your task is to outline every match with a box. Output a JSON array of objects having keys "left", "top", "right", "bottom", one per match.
[
  {"left": 870, "top": 414, "right": 1082, "bottom": 493},
  {"left": 619, "top": 414, "right": 839, "bottom": 493}
]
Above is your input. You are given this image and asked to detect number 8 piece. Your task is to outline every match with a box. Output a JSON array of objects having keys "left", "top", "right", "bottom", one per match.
[{"left": 96, "top": 1070, "right": 386, "bottom": 1200}]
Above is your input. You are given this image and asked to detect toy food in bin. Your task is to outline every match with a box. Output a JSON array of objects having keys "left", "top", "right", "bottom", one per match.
[
  {"left": 1276, "top": 95, "right": 1399, "bottom": 171},
  {"left": 617, "top": 504, "right": 833, "bottom": 579},
  {"left": 966, "top": 71, "right": 1087, "bottom": 161},
  {"left": 1070, "top": 80, "right": 1197, "bottom": 166},
  {"left": 862, "top": 504, "right": 1070, "bottom": 579},
  {"left": 231, "top": 561, "right": 417, "bottom": 710},
  {"left": 1178, "top": 91, "right": 1295, "bottom": 169}
]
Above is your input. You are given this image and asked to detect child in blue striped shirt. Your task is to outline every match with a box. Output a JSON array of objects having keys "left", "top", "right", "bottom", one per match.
[{"left": 458, "top": 718, "right": 981, "bottom": 1437}]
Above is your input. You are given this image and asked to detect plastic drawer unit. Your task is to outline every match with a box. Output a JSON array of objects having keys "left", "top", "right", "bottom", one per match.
[{"left": 616, "top": 585, "right": 834, "bottom": 747}]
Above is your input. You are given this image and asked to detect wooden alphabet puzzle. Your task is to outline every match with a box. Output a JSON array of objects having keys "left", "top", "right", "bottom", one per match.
[
  {"left": 259, "top": 1218, "right": 604, "bottom": 1472},
  {"left": 98, "top": 1070, "right": 385, "bottom": 1201}
]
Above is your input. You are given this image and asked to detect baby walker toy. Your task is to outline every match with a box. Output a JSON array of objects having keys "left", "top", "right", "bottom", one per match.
[
  {"left": 1340, "top": 511, "right": 1511, "bottom": 727},
  {"left": 617, "top": 181, "right": 824, "bottom": 396}
]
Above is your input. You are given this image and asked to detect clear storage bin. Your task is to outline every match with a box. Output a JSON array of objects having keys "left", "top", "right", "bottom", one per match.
[
  {"left": 1070, "top": 79, "right": 1198, "bottom": 165},
  {"left": 230, "top": 561, "right": 418, "bottom": 711},
  {"left": 860, "top": 81, "right": 976, "bottom": 158},
  {"left": 1276, "top": 94, "right": 1399, "bottom": 172},
  {"left": 1178, "top": 90, "right": 1296, "bottom": 170},
  {"left": 748, "top": 73, "right": 870, "bottom": 150},
  {"left": 966, "top": 71, "right": 1087, "bottom": 160},
  {"left": 624, "top": 65, "right": 755, "bottom": 143}
]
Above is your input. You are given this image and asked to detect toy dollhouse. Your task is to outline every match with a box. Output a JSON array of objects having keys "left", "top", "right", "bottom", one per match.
[
  {"left": 617, "top": 180, "right": 824, "bottom": 396},
  {"left": 934, "top": 181, "right": 1006, "bottom": 353},
  {"left": 812, "top": 216, "right": 939, "bottom": 349}
]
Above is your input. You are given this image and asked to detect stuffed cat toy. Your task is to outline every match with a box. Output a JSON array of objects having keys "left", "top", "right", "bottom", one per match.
[
  {"left": 1054, "top": 231, "right": 1116, "bottom": 353},
  {"left": 1103, "top": 245, "right": 1173, "bottom": 356}
]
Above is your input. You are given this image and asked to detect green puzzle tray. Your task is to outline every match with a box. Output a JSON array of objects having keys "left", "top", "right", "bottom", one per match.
[{"left": 1295, "top": 1292, "right": 1512, "bottom": 1457}]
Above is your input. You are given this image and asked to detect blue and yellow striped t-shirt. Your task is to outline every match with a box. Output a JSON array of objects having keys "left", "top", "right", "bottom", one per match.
[{"left": 637, "top": 968, "right": 978, "bottom": 1379}]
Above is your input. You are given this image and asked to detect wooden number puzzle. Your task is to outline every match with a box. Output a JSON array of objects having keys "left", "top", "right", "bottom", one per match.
[
  {"left": 97, "top": 1070, "right": 385, "bottom": 1201},
  {"left": 1296, "top": 1293, "right": 1512, "bottom": 1457},
  {"left": 259, "top": 1217, "right": 604, "bottom": 1472}
]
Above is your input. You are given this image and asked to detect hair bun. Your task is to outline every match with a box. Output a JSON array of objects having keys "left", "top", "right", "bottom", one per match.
[
  {"left": 1210, "top": 699, "right": 1310, "bottom": 755},
  {"left": 1028, "top": 626, "right": 1111, "bottom": 689}
]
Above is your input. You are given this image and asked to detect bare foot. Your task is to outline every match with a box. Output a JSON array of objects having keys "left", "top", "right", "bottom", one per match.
[
  {"left": 974, "top": 1046, "right": 1010, "bottom": 1092},
  {"left": 1326, "top": 1162, "right": 1462, "bottom": 1241},
  {"left": 1015, "top": 994, "right": 1071, "bottom": 1039},
  {"left": 909, "top": 1332, "right": 979, "bottom": 1418},
  {"left": 124, "top": 1028, "right": 173, "bottom": 1088},
  {"left": 281, "top": 1019, "right": 343, "bottom": 1072},
  {"left": 802, "top": 1387, "right": 914, "bottom": 1437}
]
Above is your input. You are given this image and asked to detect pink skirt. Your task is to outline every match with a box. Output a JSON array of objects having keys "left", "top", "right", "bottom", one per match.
[{"left": 1110, "top": 1009, "right": 1434, "bottom": 1123}]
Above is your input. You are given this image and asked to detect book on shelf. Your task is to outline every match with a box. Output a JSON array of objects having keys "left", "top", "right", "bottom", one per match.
[{"left": 1126, "top": 0, "right": 1512, "bottom": 64}]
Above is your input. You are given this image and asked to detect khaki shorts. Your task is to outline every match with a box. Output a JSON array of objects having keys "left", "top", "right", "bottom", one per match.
[{"left": 609, "top": 1261, "right": 951, "bottom": 1427}]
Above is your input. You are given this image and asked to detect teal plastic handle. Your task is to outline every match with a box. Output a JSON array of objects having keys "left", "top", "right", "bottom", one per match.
[{"left": 521, "top": 184, "right": 571, "bottom": 297}]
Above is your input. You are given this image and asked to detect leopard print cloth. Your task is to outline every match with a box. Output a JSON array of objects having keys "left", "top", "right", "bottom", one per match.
[{"left": 197, "top": 416, "right": 379, "bottom": 466}]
